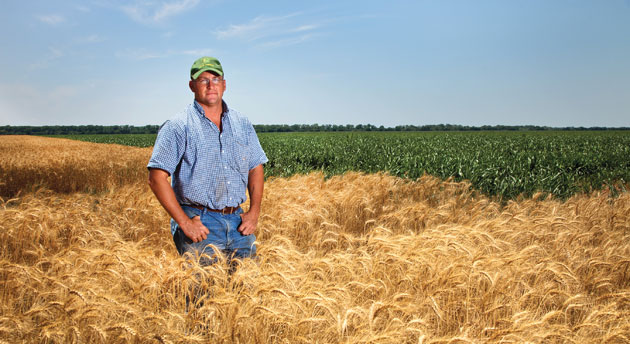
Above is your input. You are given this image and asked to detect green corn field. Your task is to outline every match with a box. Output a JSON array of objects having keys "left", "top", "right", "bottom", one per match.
[{"left": 55, "top": 130, "right": 630, "bottom": 199}]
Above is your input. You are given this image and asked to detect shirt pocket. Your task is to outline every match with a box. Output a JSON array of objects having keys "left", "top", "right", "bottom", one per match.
[{"left": 231, "top": 138, "right": 250, "bottom": 180}]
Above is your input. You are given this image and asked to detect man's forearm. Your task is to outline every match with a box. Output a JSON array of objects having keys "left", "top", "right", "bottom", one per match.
[
  {"left": 148, "top": 168, "right": 190, "bottom": 227},
  {"left": 148, "top": 168, "right": 210, "bottom": 242},
  {"left": 247, "top": 164, "right": 264, "bottom": 214},
  {"left": 237, "top": 165, "right": 264, "bottom": 235}
]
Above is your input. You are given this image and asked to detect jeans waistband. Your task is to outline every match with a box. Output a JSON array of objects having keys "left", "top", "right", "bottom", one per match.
[{"left": 183, "top": 204, "right": 240, "bottom": 215}]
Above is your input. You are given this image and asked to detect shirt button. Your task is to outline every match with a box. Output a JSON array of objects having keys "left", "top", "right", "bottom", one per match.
[
  {"left": 224, "top": 166, "right": 227, "bottom": 169},
  {"left": 227, "top": 181, "right": 230, "bottom": 184}
]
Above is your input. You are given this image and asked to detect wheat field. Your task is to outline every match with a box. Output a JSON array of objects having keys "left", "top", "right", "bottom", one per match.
[{"left": 1, "top": 135, "right": 629, "bottom": 343}]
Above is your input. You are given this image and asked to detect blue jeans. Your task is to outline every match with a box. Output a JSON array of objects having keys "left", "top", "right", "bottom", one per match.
[{"left": 172, "top": 205, "right": 256, "bottom": 266}]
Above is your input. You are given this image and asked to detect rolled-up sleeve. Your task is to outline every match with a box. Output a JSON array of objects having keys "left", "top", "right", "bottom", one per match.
[
  {"left": 147, "top": 120, "right": 185, "bottom": 175},
  {"left": 247, "top": 125, "right": 268, "bottom": 170}
]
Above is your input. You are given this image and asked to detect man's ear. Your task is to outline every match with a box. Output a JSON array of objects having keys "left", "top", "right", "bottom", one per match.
[{"left": 189, "top": 80, "right": 195, "bottom": 92}]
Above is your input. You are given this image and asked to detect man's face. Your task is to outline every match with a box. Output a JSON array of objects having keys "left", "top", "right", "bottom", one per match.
[{"left": 189, "top": 71, "right": 226, "bottom": 107}]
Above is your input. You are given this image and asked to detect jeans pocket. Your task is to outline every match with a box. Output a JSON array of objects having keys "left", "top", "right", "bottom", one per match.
[
  {"left": 172, "top": 206, "right": 201, "bottom": 236},
  {"left": 181, "top": 205, "right": 201, "bottom": 218}
]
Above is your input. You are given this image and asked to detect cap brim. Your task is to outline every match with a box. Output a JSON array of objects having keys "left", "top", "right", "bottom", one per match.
[{"left": 192, "top": 67, "right": 223, "bottom": 79}]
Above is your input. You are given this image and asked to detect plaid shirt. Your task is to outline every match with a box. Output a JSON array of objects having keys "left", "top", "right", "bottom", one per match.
[{"left": 148, "top": 100, "right": 268, "bottom": 210}]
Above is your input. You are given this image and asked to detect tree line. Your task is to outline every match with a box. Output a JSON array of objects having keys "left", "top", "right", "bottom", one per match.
[
  {"left": 1, "top": 124, "right": 628, "bottom": 135},
  {"left": 253, "top": 124, "right": 630, "bottom": 132},
  {"left": 0, "top": 125, "right": 160, "bottom": 135}
]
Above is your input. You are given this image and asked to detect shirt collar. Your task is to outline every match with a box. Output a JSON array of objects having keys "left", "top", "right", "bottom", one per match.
[{"left": 193, "top": 100, "right": 229, "bottom": 118}]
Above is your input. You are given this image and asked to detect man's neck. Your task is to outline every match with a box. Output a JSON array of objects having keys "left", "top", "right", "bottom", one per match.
[{"left": 199, "top": 101, "right": 224, "bottom": 130}]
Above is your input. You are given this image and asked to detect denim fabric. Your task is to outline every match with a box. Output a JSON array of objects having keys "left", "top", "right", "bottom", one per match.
[{"left": 172, "top": 205, "right": 256, "bottom": 266}]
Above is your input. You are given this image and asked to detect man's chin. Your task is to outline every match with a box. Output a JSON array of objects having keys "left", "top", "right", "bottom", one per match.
[{"left": 197, "top": 97, "right": 221, "bottom": 106}]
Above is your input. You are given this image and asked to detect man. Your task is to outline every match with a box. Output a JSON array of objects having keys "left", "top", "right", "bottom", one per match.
[{"left": 148, "top": 56, "right": 267, "bottom": 266}]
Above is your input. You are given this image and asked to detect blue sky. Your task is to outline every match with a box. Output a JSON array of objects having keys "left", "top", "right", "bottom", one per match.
[{"left": 1, "top": 0, "right": 629, "bottom": 127}]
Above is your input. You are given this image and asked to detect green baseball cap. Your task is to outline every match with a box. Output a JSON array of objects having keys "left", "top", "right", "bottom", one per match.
[{"left": 190, "top": 56, "right": 224, "bottom": 79}]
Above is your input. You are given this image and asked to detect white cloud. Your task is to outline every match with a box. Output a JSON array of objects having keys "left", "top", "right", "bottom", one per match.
[
  {"left": 215, "top": 13, "right": 302, "bottom": 40},
  {"left": 257, "top": 33, "right": 322, "bottom": 50},
  {"left": 153, "top": 0, "right": 199, "bottom": 21},
  {"left": 122, "top": 0, "right": 200, "bottom": 24},
  {"left": 292, "top": 24, "right": 318, "bottom": 33},
  {"left": 36, "top": 14, "right": 66, "bottom": 26},
  {"left": 215, "top": 12, "right": 323, "bottom": 49},
  {"left": 115, "top": 48, "right": 214, "bottom": 61}
]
